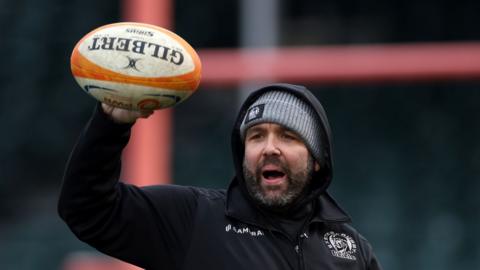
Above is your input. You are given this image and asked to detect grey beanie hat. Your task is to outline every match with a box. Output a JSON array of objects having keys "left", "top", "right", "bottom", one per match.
[{"left": 240, "top": 90, "right": 322, "bottom": 162}]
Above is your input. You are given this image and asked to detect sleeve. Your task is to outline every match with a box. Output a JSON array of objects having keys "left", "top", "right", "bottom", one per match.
[{"left": 57, "top": 104, "right": 198, "bottom": 269}]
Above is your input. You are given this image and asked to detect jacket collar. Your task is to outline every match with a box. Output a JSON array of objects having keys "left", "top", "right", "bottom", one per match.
[
  {"left": 311, "top": 191, "right": 351, "bottom": 223},
  {"left": 225, "top": 178, "right": 351, "bottom": 229}
]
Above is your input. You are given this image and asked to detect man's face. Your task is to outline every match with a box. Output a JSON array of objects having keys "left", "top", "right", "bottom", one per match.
[{"left": 243, "top": 123, "right": 320, "bottom": 209}]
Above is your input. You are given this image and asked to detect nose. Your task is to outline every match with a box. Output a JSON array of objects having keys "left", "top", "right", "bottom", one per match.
[{"left": 262, "top": 134, "right": 281, "bottom": 156}]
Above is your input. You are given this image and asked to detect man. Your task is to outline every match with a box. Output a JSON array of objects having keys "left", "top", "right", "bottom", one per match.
[{"left": 58, "top": 83, "right": 382, "bottom": 269}]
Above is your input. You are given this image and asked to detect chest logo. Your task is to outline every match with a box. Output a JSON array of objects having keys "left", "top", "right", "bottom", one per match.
[{"left": 323, "top": 231, "right": 357, "bottom": 261}]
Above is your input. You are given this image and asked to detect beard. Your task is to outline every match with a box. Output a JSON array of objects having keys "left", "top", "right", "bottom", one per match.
[{"left": 243, "top": 155, "right": 315, "bottom": 211}]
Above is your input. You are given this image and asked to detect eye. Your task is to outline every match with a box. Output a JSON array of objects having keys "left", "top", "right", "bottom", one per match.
[
  {"left": 246, "top": 132, "right": 264, "bottom": 141},
  {"left": 281, "top": 131, "right": 300, "bottom": 141}
]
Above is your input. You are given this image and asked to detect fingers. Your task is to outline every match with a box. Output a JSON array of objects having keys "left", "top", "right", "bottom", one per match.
[
  {"left": 101, "top": 103, "right": 114, "bottom": 115},
  {"left": 101, "top": 102, "right": 155, "bottom": 123}
]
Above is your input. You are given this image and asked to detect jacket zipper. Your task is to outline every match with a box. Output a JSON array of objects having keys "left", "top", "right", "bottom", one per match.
[{"left": 295, "top": 232, "right": 308, "bottom": 270}]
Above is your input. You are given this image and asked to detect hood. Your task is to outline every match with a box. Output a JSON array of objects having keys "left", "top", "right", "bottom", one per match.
[{"left": 230, "top": 83, "right": 335, "bottom": 212}]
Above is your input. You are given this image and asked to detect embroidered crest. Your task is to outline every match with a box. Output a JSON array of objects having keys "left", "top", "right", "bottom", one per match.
[
  {"left": 244, "top": 104, "right": 265, "bottom": 124},
  {"left": 323, "top": 231, "right": 357, "bottom": 261}
]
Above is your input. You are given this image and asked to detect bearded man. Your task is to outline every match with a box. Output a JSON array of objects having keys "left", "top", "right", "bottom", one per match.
[{"left": 58, "top": 83, "right": 382, "bottom": 270}]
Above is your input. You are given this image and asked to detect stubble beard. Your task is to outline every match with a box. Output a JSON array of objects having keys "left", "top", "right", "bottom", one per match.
[{"left": 243, "top": 155, "right": 314, "bottom": 210}]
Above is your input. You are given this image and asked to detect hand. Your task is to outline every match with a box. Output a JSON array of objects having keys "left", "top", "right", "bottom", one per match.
[{"left": 101, "top": 103, "right": 154, "bottom": 124}]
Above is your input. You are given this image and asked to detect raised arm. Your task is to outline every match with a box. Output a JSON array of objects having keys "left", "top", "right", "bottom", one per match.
[{"left": 58, "top": 104, "right": 197, "bottom": 269}]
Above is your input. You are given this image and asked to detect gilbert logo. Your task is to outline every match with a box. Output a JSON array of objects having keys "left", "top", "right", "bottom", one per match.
[
  {"left": 225, "top": 224, "right": 264, "bottom": 237},
  {"left": 87, "top": 36, "right": 185, "bottom": 66},
  {"left": 323, "top": 231, "right": 357, "bottom": 261}
]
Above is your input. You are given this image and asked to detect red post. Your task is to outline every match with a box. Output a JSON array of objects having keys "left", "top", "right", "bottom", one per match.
[{"left": 120, "top": 0, "right": 174, "bottom": 186}]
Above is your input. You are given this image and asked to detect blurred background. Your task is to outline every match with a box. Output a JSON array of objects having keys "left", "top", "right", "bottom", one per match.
[{"left": 0, "top": 0, "right": 479, "bottom": 269}]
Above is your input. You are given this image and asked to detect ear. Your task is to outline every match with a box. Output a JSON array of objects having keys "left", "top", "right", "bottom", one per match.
[{"left": 314, "top": 162, "right": 320, "bottom": 172}]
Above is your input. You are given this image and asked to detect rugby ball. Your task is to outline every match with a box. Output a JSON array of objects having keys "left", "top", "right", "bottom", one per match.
[{"left": 70, "top": 22, "right": 201, "bottom": 111}]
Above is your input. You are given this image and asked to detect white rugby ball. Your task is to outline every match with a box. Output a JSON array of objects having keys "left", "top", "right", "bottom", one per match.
[{"left": 70, "top": 22, "right": 202, "bottom": 111}]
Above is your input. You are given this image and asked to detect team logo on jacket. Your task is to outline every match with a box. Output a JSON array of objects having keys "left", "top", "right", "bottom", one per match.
[{"left": 323, "top": 231, "right": 357, "bottom": 261}]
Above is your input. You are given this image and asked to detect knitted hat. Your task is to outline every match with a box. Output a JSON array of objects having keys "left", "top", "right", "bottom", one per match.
[{"left": 240, "top": 90, "right": 322, "bottom": 162}]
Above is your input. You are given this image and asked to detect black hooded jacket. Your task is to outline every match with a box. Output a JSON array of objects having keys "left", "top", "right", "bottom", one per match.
[{"left": 58, "top": 83, "right": 382, "bottom": 270}]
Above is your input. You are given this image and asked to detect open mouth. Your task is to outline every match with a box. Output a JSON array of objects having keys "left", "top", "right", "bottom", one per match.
[
  {"left": 263, "top": 170, "right": 285, "bottom": 179},
  {"left": 261, "top": 169, "right": 286, "bottom": 184}
]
